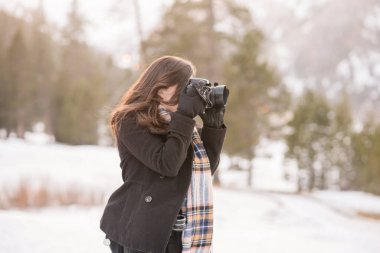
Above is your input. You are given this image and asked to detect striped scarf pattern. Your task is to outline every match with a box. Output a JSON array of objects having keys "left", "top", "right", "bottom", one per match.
[{"left": 158, "top": 105, "right": 214, "bottom": 253}]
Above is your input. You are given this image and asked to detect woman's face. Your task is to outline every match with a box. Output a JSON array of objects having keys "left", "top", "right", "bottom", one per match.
[{"left": 158, "top": 85, "right": 179, "bottom": 112}]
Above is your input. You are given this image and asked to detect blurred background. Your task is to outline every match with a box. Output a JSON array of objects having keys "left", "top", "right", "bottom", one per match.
[{"left": 0, "top": 0, "right": 380, "bottom": 252}]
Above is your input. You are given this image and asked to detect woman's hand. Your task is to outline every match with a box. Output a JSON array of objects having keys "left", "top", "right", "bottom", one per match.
[
  {"left": 200, "top": 82, "right": 228, "bottom": 129},
  {"left": 176, "top": 83, "right": 206, "bottom": 118},
  {"left": 200, "top": 105, "right": 226, "bottom": 129}
]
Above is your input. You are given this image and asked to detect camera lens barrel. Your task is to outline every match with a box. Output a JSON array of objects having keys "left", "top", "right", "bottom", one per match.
[
  {"left": 188, "top": 78, "right": 229, "bottom": 108},
  {"left": 211, "top": 85, "right": 229, "bottom": 107}
]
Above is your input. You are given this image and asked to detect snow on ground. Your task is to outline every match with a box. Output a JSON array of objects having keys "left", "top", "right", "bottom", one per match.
[
  {"left": 310, "top": 190, "right": 380, "bottom": 216},
  {"left": 1, "top": 135, "right": 380, "bottom": 253},
  {"left": 213, "top": 188, "right": 380, "bottom": 253},
  {"left": 0, "top": 135, "right": 122, "bottom": 196},
  {"left": 218, "top": 138, "right": 298, "bottom": 193},
  {"left": 0, "top": 188, "right": 380, "bottom": 253},
  {"left": 0, "top": 206, "right": 105, "bottom": 253}
]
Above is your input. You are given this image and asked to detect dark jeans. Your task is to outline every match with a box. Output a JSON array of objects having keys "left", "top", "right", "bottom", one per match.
[{"left": 108, "top": 230, "right": 182, "bottom": 253}]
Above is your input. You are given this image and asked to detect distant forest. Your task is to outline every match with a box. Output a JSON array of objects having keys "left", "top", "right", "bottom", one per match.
[
  {"left": 0, "top": 4, "right": 131, "bottom": 144},
  {"left": 0, "top": 0, "right": 379, "bottom": 195}
]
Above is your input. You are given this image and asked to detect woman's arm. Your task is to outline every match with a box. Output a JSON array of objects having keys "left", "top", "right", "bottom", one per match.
[
  {"left": 119, "top": 111, "right": 195, "bottom": 177},
  {"left": 200, "top": 124, "right": 227, "bottom": 175}
]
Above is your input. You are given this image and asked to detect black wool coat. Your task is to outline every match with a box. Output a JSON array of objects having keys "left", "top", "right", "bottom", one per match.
[{"left": 99, "top": 111, "right": 227, "bottom": 253}]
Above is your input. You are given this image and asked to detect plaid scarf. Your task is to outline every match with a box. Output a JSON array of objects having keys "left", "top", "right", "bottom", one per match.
[{"left": 158, "top": 105, "right": 214, "bottom": 253}]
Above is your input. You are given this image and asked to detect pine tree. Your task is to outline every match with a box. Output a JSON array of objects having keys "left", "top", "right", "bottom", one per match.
[
  {"left": 330, "top": 90, "right": 355, "bottom": 190},
  {"left": 0, "top": 11, "right": 8, "bottom": 134},
  {"left": 351, "top": 119, "right": 380, "bottom": 195},
  {"left": 223, "top": 31, "right": 290, "bottom": 187},
  {"left": 0, "top": 5, "right": 124, "bottom": 144},
  {"left": 141, "top": 0, "right": 251, "bottom": 79},
  {"left": 29, "top": 0, "right": 57, "bottom": 136},
  {"left": 5, "top": 26, "right": 34, "bottom": 138},
  {"left": 54, "top": 0, "right": 107, "bottom": 145},
  {"left": 286, "top": 89, "right": 331, "bottom": 192}
]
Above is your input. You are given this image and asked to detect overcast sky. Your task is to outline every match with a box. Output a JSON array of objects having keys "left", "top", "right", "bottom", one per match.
[{"left": 0, "top": 0, "right": 173, "bottom": 67}]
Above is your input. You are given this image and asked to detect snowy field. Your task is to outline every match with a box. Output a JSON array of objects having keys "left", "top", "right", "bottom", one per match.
[
  {"left": 1, "top": 188, "right": 380, "bottom": 253},
  {"left": 1, "top": 134, "right": 380, "bottom": 253}
]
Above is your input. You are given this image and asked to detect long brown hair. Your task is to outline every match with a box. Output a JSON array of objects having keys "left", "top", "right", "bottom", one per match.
[{"left": 110, "top": 55, "right": 196, "bottom": 138}]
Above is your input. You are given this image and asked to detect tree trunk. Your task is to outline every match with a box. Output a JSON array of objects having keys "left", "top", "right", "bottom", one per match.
[
  {"left": 16, "top": 121, "right": 25, "bottom": 138},
  {"left": 132, "top": 0, "right": 145, "bottom": 67},
  {"left": 308, "top": 167, "right": 315, "bottom": 191},
  {"left": 320, "top": 167, "right": 328, "bottom": 190},
  {"left": 247, "top": 158, "right": 254, "bottom": 187},
  {"left": 43, "top": 110, "right": 53, "bottom": 136},
  {"left": 205, "top": 0, "right": 217, "bottom": 80},
  {"left": 297, "top": 173, "right": 302, "bottom": 193}
]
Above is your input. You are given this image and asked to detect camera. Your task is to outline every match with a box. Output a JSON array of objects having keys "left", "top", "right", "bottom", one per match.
[{"left": 187, "top": 78, "right": 229, "bottom": 109}]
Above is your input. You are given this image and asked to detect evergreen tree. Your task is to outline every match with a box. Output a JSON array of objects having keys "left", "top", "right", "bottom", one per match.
[
  {"left": 29, "top": 0, "right": 57, "bottom": 136},
  {"left": 53, "top": 0, "right": 106, "bottom": 145},
  {"left": 351, "top": 119, "right": 380, "bottom": 195},
  {"left": 141, "top": 0, "right": 251, "bottom": 80},
  {"left": 5, "top": 26, "right": 34, "bottom": 138},
  {"left": 0, "top": 12, "right": 40, "bottom": 137},
  {"left": 223, "top": 31, "right": 290, "bottom": 187},
  {"left": 0, "top": 11, "right": 8, "bottom": 134},
  {"left": 286, "top": 89, "right": 331, "bottom": 192},
  {"left": 0, "top": 6, "right": 126, "bottom": 144},
  {"left": 330, "top": 90, "right": 355, "bottom": 190}
]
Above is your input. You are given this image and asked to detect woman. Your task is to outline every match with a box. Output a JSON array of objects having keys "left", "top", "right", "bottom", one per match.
[{"left": 99, "top": 55, "right": 227, "bottom": 253}]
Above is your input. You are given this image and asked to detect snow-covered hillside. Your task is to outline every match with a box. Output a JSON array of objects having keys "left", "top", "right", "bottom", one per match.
[{"left": 1, "top": 136, "right": 380, "bottom": 252}]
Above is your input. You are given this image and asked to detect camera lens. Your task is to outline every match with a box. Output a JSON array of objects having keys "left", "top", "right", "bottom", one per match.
[{"left": 211, "top": 85, "right": 229, "bottom": 107}]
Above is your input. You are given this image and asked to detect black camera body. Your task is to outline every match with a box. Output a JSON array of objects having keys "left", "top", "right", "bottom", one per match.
[{"left": 188, "top": 78, "right": 229, "bottom": 109}]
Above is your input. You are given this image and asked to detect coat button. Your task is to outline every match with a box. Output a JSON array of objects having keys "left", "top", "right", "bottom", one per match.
[
  {"left": 145, "top": 195, "right": 152, "bottom": 202},
  {"left": 160, "top": 175, "right": 165, "bottom": 179},
  {"left": 103, "top": 238, "right": 110, "bottom": 246}
]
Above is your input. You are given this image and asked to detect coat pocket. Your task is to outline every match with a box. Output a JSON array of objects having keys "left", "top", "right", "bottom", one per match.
[{"left": 103, "top": 180, "right": 145, "bottom": 228}]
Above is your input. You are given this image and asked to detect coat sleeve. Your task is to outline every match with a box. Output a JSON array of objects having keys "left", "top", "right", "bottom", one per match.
[
  {"left": 119, "top": 111, "right": 195, "bottom": 177},
  {"left": 200, "top": 124, "right": 227, "bottom": 176}
]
